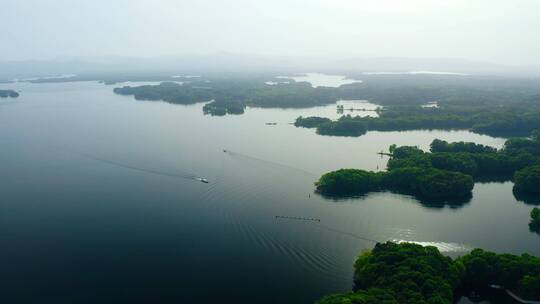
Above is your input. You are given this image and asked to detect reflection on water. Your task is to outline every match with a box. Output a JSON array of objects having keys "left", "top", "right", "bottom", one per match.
[
  {"left": 0, "top": 81, "right": 538, "bottom": 303},
  {"left": 260, "top": 99, "right": 379, "bottom": 120},
  {"left": 422, "top": 101, "right": 439, "bottom": 108},
  {"left": 393, "top": 239, "right": 471, "bottom": 253}
]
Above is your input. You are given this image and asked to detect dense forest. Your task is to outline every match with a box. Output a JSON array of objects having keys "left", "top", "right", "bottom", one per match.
[
  {"left": 298, "top": 75, "right": 540, "bottom": 137},
  {"left": 0, "top": 89, "right": 19, "bottom": 98},
  {"left": 531, "top": 208, "right": 540, "bottom": 233},
  {"left": 202, "top": 99, "right": 246, "bottom": 116},
  {"left": 114, "top": 79, "right": 338, "bottom": 115},
  {"left": 295, "top": 101, "right": 540, "bottom": 137},
  {"left": 315, "top": 166, "right": 473, "bottom": 202},
  {"left": 316, "top": 242, "right": 540, "bottom": 304},
  {"left": 113, "top": 75, "right": 540, "bottom": 125},
  {"left": 338, "top": 74, "right": 540, "bottom": 106},
  {"left": 316, "top": 131, "right": 540, "bottom": 204},
  {"left": 113, "top": 82, "right": 213, "bottom": 104}
]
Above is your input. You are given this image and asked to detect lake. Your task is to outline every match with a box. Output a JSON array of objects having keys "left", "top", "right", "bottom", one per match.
[{"left": 0, "top": 81, "right": 538, "bottom": 303}]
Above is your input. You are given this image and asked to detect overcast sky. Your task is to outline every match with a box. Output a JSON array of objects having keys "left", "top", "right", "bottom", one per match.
[{"left": 2, "top": 0, "right": 539, "bottom": 66}]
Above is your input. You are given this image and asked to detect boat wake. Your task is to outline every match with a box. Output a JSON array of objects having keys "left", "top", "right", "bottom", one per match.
[
  {"left": 222, "top": 149, "right": 315, "bottom": 176},
  {"left": 69, "top": 151, "right": 208, "bottom": 183}
]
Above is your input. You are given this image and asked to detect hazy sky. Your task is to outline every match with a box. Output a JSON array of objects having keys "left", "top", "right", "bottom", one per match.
[{"left": 2, "top": 0, "right": 539, "bottom": 65}]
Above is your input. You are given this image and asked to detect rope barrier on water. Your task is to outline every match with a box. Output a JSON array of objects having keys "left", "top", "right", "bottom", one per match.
[
  {"left": 275, "top": 215, "right": 380, "bottom": 243},
  {"left": 275, "top": 215, "right": 321, "bottom": 222}
]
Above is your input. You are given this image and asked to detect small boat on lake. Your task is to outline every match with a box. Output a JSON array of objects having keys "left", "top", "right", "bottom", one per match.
[{"left": 195, "top": 177, "right": 209, "bottom": 183}]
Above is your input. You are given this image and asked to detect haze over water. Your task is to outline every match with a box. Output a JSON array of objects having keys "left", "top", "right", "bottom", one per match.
[{"left": 0, "top": 78, "right": 538, "bottom": 303}]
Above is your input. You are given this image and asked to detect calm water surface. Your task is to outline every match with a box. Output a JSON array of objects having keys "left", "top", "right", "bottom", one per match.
[{"left": 0, "top": 81, "right": 538, "bottom": 303}]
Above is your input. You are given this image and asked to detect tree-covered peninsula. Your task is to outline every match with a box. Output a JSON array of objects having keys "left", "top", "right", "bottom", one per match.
[
  {"left": 514, "top": 165, "right": 540, "bottom": 196},
  {"left": 316, "top": 132, "right": 540, "bottom": 203},
  {"left": 113, "top": 82, "right": 213, "bottom": 104},
  {"left": 113, "top": 75, "right": 540, "bottom": 127},
  {"left": 530, "top": 208, "right": 540, "bottom": 233},
  {"left": 0, "top": 89, "right": 19, "bottom": 98},
  {"left": 315, "top": 242, "right": 540, "bottom": 304},
  {"left": 294, "top": 77, "right": 540, "bottom": 137},
  {"left": 316, "top": 167, "right": 473, "bottom": 201},
  {"left": 114, "top": 80, "right": 337, "bottom": 115},
  {"left": 295, "top": 100, "right": 540, "bottom": 137}
]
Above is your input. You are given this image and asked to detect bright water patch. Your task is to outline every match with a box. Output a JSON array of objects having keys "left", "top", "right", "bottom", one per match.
[
  {"left": 277, "top": 73, "right": 362, "bottom": 88},
  {"left": 422, "top": 101, "right": 439, "bottom": 108},
  {"left": 264, "top": 80, "right": 290, "bottom": 85},
  {"left": 393, "top": 239, "right": 471, "bottom": 253}
]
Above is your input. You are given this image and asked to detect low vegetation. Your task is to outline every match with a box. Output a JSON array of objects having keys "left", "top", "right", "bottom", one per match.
[{"left": 315, "top": 242, "right": 540, "bottom": 304}]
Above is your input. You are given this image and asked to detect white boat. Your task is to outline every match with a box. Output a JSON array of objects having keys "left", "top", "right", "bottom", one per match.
[{"left": 195, "top": 177, "right": 209, "bottom": 183}]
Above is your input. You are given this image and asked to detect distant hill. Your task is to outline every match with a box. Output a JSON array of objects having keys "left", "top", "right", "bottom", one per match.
[{"left": 0, "top": 53, "right": 539, "bottom": 81}]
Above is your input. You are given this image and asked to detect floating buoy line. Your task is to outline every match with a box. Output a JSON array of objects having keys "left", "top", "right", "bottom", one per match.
[{"left": 275, "top": 215, "right": 321, "bottom": 222}]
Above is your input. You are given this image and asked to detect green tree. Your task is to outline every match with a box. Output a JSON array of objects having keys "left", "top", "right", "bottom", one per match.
[{"left": 514, "top": 165, "right": 540, "bottom": 195}]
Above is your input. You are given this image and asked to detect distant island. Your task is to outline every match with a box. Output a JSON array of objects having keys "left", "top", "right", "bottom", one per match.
[
  {"left": 113, "top": 82, "right": 213, "bottom": 105},
  {"left": 316, "top": 131, "right": 540, "bottom": 204},
  {"left": 291, "top": 74, "right": 540, "bottom": 137},
  {"left": 113, "top": 75, "right": 540, "bottom": 126},
  {"left": 202, "top": 100, "right": 245, "bottom": 116},
  {"left": 316, "top": 242, "right": 540, "bottom": 304},
  {"left": 0, "top": 89, "right": 19, "bottom": 98},
  {"left": 114, "top": 80, "right": 337, "bottom": 116},
  {"left": 295, "top": 101, "right": 540, "bottom": 137}
]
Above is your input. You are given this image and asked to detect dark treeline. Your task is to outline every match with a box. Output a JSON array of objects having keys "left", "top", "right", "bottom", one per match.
[
  {"left": 113, "top": 74, "right": 540, "bottom": 122},
  {"left": 202, "top": 99, "right": 246, "bottom": 116},
  {"left": 331, "top": 75, "right": 540, "bottom": 136},
  {"left": 391, "top": 136, "right": 540, "bottom": 182},
  {"left": 295, "top": 101, "right": 540, "bottom": 137},
  {"left": 531, "top": 208, "right": 540, "bottom": 233},
  {"left": 293, "top": 116, "right": 331, "bottom": 128},
  {"left": 113, "top": 82, "right": 213, "bottom": 104},
  {"left": 315, "top": 166, "right": 474, "bottom": 203},
  {"left": 339, "top": 74, "right": 540, "bottom": 105},
  {"left": 114, "top": 80, "right": 338, "bottom": 115},
  {"left": 0, "top": 89, "right": 19, "bottom": 98},
  {"left": 291, "top": 75, "right": 540, "bottom": 137},
  {"left": 316, "top": 132, "right": 540, "bottom": 204},
  {"left": 315, "top": 242, "right": 540, "bottom": 304}
]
